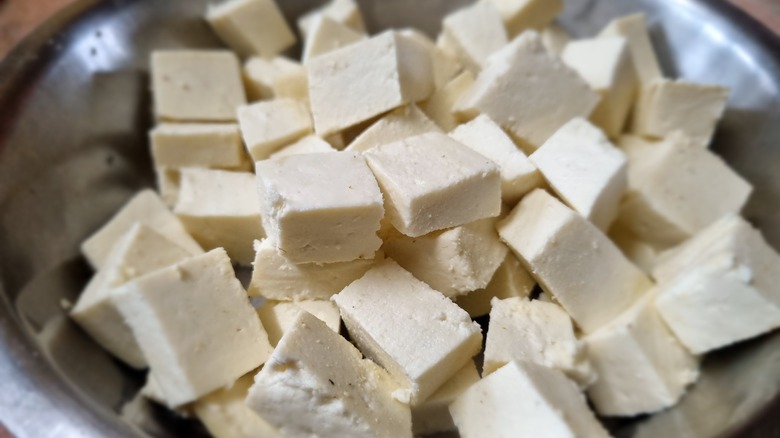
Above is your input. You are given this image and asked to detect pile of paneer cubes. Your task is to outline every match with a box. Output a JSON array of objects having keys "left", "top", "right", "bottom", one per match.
[{"left": 68, "top": 0, "right": 780, "bottom": 436}]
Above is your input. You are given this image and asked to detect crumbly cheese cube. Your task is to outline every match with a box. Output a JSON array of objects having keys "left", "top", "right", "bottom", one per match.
[
  {"left": 248, "top": 239, "right": 377, "bottom": 300},
  {"left": 332, "top": 259, "right": 483, "bottom": 405},
  {"left": 412, "top": 361, "right": 479, "bottom": 436},
  {"left": 442, "top": 2, "right": 508, "bottom": 73},
  {"left": 150, "top": 124, "right": 246, "bottom": 169},
  {"left": 608, "top": 222, "right": 658, "bottom": 275},
  {"left": 71, "top": 224, "right": 191, "bottom": 368},
  {"left": 484, "top": 298, "right": 595, "bottom": 388},
  {"left": 81, "top": 189, "right": 203, "bottom": 269},
  {"left": 652, "top": 215, "right": 780, "bottom": 354},
  {"left": 257, "top": 300, "right": 340, "bottom": 346},
  {"left": 530, "top": 118, "right": 628, "bottom": 230},
  {"left": 255, "top": 152, "right": 383, "bottom": 263},
  {"left": 151, "top": 51, "right": 246, "bottom": 122},
  {"left": 498, "top": 189, "right": 652, "bottom": 333},
  {"left": 302, "top": 16, "right": 366, "bottom": 63},
  {"left": 247, "top": 312, "right": 412, "bottom": 438},
  {"left": 617, "top": 132, "right": 752, "bottom": 248},
  {"left": 541, "top": 23, "right": 570, "bottom": 55},
  {"left": 193, "top": 374, "right": 283, "bottom": 438},
  {"left": 115, "top": 249, "right": 273, "bottom": 407},
  {"left": 307, "top": 31, "right": 434, "bottom": 136},
  {"left": 633, "top": 78, "right": 729, "bottom": 147},
  {"left": 297, "top": 0, "right": 365, "bottom": 39},
  {"left": 346, "top": 105, "right": 442, "bottom": 153},
  {"left": 398, "top": 29, "right": 463, "bottom": 89},
  {"left": 485, "top": 0, "right": 563, "bottom": 37},
  {"left": 455, "top": 253, "right": 536, "bottom": 317},
  {"left": 156, "top": 167, "right": 181, "bottom": 208},
  {"left": 455, "top": 31, "right": 599, "bottom": 152},
  {"left": 364, "top": 132, "right": 501, "bottom": 237},
  {"left": 270, "top": 135, "right": 336, "bottom": 158},
  {"left": 450, "top": 114, "right": 542, "bottom": 205},
  {"left": 450, "top": 361, "right": 610, "bottom": 438},
  {"left": 586, "top": 291, "right": 700, "bottom": 416},
  {"left": 599, "top": 13, "right": 662, "bottom": 85},
  {"left": 419, "top": 70, "right": 475, "bottom": 131},
  {"left": 237, "top": 99, "right": 313, "bottom": 161},
  {"left": 243, "top": 56, "right": 308, "bottom": 102},
  {"left": 173, "top": 169, "right": 264, "bottom": 265},
  {"left": 383, "top": 217, "right": 508, "bottom": 298},
  {"left": 206, "top": 0, "right": 295, "bottom": 58},
  {"left": 563, "top": 37, "right": 638, "bottom": 138}
]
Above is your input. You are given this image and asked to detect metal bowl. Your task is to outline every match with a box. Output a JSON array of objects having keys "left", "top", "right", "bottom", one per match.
[{"left": 1, "top": 0, "right": 780, "bottom": 436}]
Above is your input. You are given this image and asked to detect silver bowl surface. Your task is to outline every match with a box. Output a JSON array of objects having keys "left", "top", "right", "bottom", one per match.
[{"left": 1, "top": 0, "right": 780, "bottom": 437}]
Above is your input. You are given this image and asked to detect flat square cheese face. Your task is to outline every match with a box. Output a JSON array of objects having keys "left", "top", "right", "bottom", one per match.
[
  {"left": 485, "top": 0, "right": 563, "bottom": 37},
  {"left": 442, "top": 2, "right": 507, "bottom": 73},
  {"left": 364, "top": 132, "right": 501, "bottom": 237},
  {"left": 412, "top": 361, "right": 479, "bottom": 436},
  {"left": 345, "top": 104, "right": 442, "bottom": 153},
  {"left": 206, "top": 0, "right": 296, "bottom": 58},
  {"left": 151, "top": 51, "right": 246, "bottom": 122},
  {"left": 237, "top": 98, "right": 313, "bottom": 161},
  {"left": 332, "top": 259, "right": 483, "bottom": 405},
  {"left": 455, "top": 253, "right": 536, "bottom": 317},
  {"left": 150, "top": 123, "right": 246, "bottom": 169}
]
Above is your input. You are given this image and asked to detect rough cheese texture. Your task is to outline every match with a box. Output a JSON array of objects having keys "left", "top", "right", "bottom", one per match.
[
  {"left": 364, "top": 132, "right": 501, "bottom": 237},
  {"left": 497, "top": 189, "right": 651, "bottom": 333},
  {"left": 345, "top": 104, "right": 442, "bottom": 153},
  {"left": 302, "top": 15, "right": 366, "bottom": 63},
  {"left": 246, "top": 312, "right": 412, "bottom": 438},
  {"left": 270, "top": 135, "right": 336, "bottom": 158},
  {"left": 257, "top": 300, "right": 341, "bottom": 346},
  {"left": 150, "top": 124, "right": 247, "bottom": 169},
  {"left": 485, "top": 0, "right": 563, "bottom": 37},
  {"left": 206, "top": 0, "right": 295, "bottom": 58},
  {"left": 599, "top": 13, "right": 662, "bottom": 86},
  {"left": 243, "top": 56, "right": 309, "bottom": 102},
  {"left": 237, "top": 99, "right": 313, "bottom": 161},
  {"left": 412, "top": 361, "right": 479, "bottom": 436},
  {"left": 419, "top": 70, "right": 475, "bottom": 131},
  {"left": 332, "top": 259, "right": 483, "bottom": 405},
  {"left": 297, "top": 0, "right": 365, "bottom": 39},
  {"left": 455, "top": 253, "right": 536, "bottom": 317},
  {"left": 255, "top": 151, "right": 384, "bottom": 263},
  {"left": 442, "top": 2, "right": 508, "bottom": 73}
]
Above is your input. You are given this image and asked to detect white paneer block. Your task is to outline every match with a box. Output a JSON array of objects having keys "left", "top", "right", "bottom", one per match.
[
  {"left": 193, "top": 374, "right": 283, "bottom": 438},
  {"left": 345, "top": 104, "right": 442, "bottom": 153},
  {"left": 364, "top": 132, "right": 501, "bottom": 237},
  {"left": 450, "top": 114, "right": 542, "bottom": 205},
  {"left": 257, "top": 300, "right": 341, "bottom": 346},
  {"left": 297, "top": 0, "right": 365, "bottom": 39},
  {"left": 586, "top": 292, "right": 700, "bottom": 416},
  {"left": 617, "top": 132, "right": 752, "bottom": 248},
  {"left": 599, "top": 13, "right": 662, "bottom": 86},
  {"left": 455, "top": 31, "right": 599, "bottom": 152},
  {"left": 243, "top": 56, "right": 309, "bottom": 102},
  {"left": 150, "top": 124, "right": 246, "bottom": 169},
  {"left": 450, "top": 361, "right": 610, "bottom": 438},
  {"left": 248, "top": 239, "right": 377, "bottom": 300},
  {"left": 541, "top": 23, "right": 570, "bottom": 55},
  {"left": 530, "top": 118, "right": 628, "bottom": 230},
  {"left": 484, "top": 298, "right": 595, "bottom": 388},
  {"left": 455, "top": 253, "right": 536, "bottom": 317},
  {"left": 151, "top": 51, "right": 246, "bottom": 122},
  {"left": 419, "top": 70, "right": 474, "bottom": 131},
  {"left": 156, "top": 167, "right": 181, "bottom": 208},
  {"left": 302, "top": 16, "right": 366, "bottom": 63},
  {"left": 206, "top": 0, "right": 295, "bottom": 58},
  {"left": 237, "top": 99, "right": 313, "bottom": 161},
  {"left": 652, "top": 215, "right": 780, "bottom": 354},
  {"left": 399, "top": 29, "right": 463, "bottom": 89},
  {"left": 383, "top": 217, "right": 508, "bottom": 298},
  {"left": 485, "top": 0, "right": 563, "bottom": 37},
  {"left": 442, "top": 2, "right": 508, "bottom": 73},
  {"left": 173, "top": 169, "right": 264, "bottom": 265},
  {"left": 307, "top": 31, "right": 434, "bottom": 135},
  {"left": 563, "top": 37, "right": 638, "bottom": 139},
  {"left": 608, "top": 222, "right": 658, "bottom": 275},
  {"left": 81, "top": 189, "right": 203, "bottom": 269},
  {"left": 633, "top": 79, "right": 729, "bottom": 147},
  {"left": 255, "top": 152, "right": 384, "bottom": 263},
  {"left": 247, "top": 312, "right": 411, "bottom": 438},
  {"left": 332, "top": 260, "right": 483, "bottom": 405},
  {"left": 71, "top": 224, "right": 191, "bottom": 368},
  {"left": 269, "top": 135, "right": 336, "bottom": 158},
  {"left": 498, "top": 189, "right": 652, "bottom": 333},
  {"left": 412, "top": 361, "right": 479, "bottom": 436},
  {"left": 114, "top": 249, "right": 273, "bottom": 407}
]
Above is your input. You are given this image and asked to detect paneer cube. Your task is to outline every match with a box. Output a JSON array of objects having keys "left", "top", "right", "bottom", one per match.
[
  {"left": 297, "top": 0, "right": 365, "bottom": 39},
  {"left": 257, "top": 300, "right": 341, "bottom": 346},
  {"left": 419, "top": 70, "right": 475, "bottom": 131},
  {"left": 243, "top": 56, "right": 308, "bottom": 102},
  {"left": 345, "top": 104, "right": 442, "bottom": 153},
  {"left": 270, "top": 135, "right": 336, "bottom": 158},
  {"left": 206, "top": 0, "right": 295, "bottom": 58},
  {"left": 599, "top": 13, "right": 662, "bottom": 86},
  {"left": 442, "top": 2, "right": 508, "bottom": 73},
  {"left": 412, "top": 361, "right": 479, "bottom": 436},
  {"left": 237, "top": 98, "right": 313, "bottom": 161},
  {"left": 150, "top": 124, "right": 247, "bottom": 170},
  {"left": 302, "top": 15, "right": 366, "bottom": 63},
  {"left": 399, "top": 29, "right": 463, "bottom": 89},
  {"left": 455, "top": 253, "right": 536, "bottom": 318},
  {"left": 484, "top": 0, "right": 563, "bottom": 37}
]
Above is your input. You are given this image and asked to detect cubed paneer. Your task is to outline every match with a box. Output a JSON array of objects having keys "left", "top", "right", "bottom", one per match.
[
  {"left": 586, "top": 291, "right": 700, "bottom": 416},
  {"left": 484, "top": 298, "right": 595, "bottom": 388},
  {"left": 247, "top": 312, "right": 412, "bottom": 438},
  {"left": 383, "top": 217, "right": 508, "bottom": 298},
  {"left": 455, "top": 31, "right": 599, "bottom": 152},
  {"left": 307, "top": 31, "right": 433, "bottom": 135},
  {"left": 114, "top": 249, "right": 273, "bottom": 407},
  {"left": 562, "top": 37, "right": 638, "bottom": 138},
  {"left": 243, "top": 56, "right": 308, "bottom": 102},
  {"left": 450, "top": 114, "right": 542, "bottom": 205},
  {"left": 599, "top": 13, "right": 662, "bottom": 86},
  {"left": 297, "top": 0, "right": 365, "bottom": 39},
  {"left": 270, "top": 135, "right": 336, "bottom": 158},
  {"left": 257, "top": 300, "right": 341, "bottom": 346},
  {"left": 237, "top": 98, "right": 313, "bottom": 161},
  {"left": 364, "top": 132, "right": 501, "bottom": 237},
  {"left": 81, "top": 189, "right": 203, "bottom": 269},
  {"left": 541, "top": 23, "right": 570, "bottom": 55},
  {"left": 345, "top": 104, "right": 442, "bottom": 153},
  {"left": 398, "top": 29, "right": 463, "bottom": 89},
  {"left": 412, "top": 361, "right": 479, "bottom": 436},
  {"left": 485, "top": 0, "right": 563, "bottom": 37},
  {"left": 442, "top": 2, "right": 508, "bottom": 73},
  {"left": 302, "top": 16, "right": 366, "bottom": 63},
  {"left": 419, "top": 70, "right": 475, "bottom": 131},
  {"left": 450, "top": 361, "right": 610, "bottom": 438},
  {"left": 206, "top": 0, "right": 295, "bottom": 58},
  {"left": 332, "top": 259, "right": 483, "bottom": 405},
  {"left": 71, "top": 224, "right": 191, "bottom": 368},
  {"left": 455, "top": 253, "right": 536, "bottom": 318},
  {"left": 150, "top": 124, "right": 246, "bottom": 169},
  {"left": 151, "top": 51, "right": 246, "bottom": 122},
  {"left": 255, "top": 152, "right": 384, "bottom": 263},
  {"left": 498, "top": 189, "right": 652, "bottom": 333},
  {"left": 173, "top": 169, "right": 264, "bottom": 265},
  {"left": 530, "top": 118, "right": 628, "bottom": 230}
]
